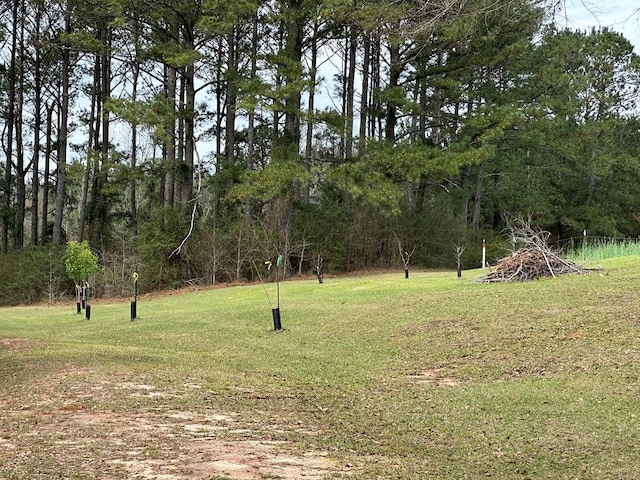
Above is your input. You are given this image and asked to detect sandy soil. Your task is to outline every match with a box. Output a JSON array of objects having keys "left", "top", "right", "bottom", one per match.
[{"left": 0, "top": 338, "right": 347, "bottom": 479}]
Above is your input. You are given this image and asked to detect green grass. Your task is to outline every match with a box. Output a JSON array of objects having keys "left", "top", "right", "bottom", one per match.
[{"left": 1, "top": 259, "right": 640, "bottom": 479}]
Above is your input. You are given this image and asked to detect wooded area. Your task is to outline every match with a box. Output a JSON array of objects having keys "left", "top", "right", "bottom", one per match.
[{"left": 1, "top": 0, "right": 639, "bottom": 303}]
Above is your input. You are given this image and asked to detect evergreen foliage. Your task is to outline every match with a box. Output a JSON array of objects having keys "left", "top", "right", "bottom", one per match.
[{"left": 0, "top": 0, "right": 639, "bottom": 303}]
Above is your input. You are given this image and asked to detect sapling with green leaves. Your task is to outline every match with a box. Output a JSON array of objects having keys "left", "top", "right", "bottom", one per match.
[{"left": 64, "top": 241, "right": 100, "bottom": 317}]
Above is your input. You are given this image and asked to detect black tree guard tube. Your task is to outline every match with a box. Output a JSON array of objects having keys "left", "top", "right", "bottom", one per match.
[
  {"left": 131, "top": 270, "right": 139, "bottom": 320},
  {"left": 75, "top": 283, "right": 82, "bottom": 314},
  {"left": 84, "top": 282, "right": 91, "bottom": 320},
  {"left": 272, "top": 307, "right": 282, "bottom": 331}
]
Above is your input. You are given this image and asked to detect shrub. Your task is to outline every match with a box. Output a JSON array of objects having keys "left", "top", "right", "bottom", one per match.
[{"left": 0, "top": 245, "right": 70, "bottom": 306}]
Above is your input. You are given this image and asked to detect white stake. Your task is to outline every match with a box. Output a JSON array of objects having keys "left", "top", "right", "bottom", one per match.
[{"left": 482, "top": 239, "right": 486, "bottom": 268}]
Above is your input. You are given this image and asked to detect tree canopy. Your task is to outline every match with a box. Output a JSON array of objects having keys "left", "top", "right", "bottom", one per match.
[
  {"left": 64, "top": 241, "right": 100, "bottom": 284},
  {"left": 0, "top": 0, "right": 639, "bottom": 301}
]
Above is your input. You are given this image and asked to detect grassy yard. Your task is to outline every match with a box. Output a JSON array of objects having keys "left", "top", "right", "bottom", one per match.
[{"left": 1, "top": 257, "right": 639, "bottom": 479}]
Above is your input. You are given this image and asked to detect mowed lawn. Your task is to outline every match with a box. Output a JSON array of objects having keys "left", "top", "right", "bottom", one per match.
[{"left": 1, "top": 257, "right": 639, "bottom": 479}]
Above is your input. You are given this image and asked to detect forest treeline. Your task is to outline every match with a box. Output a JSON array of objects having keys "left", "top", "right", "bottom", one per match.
[{"left": 1, "top": 0, "right": 639, "bottom": 304}]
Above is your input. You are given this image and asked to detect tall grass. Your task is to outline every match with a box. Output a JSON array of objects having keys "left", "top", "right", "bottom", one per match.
[{"left": 567, "top": 237, "right": 640, "bottom": 262}]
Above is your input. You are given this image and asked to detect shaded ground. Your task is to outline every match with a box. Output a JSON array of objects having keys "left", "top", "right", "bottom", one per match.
[{"left": 0, "top": 339, "right": 344, "bottom": 480}]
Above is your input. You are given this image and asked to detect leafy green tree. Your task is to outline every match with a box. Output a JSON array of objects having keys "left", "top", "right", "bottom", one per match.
[{"left": 64, "top": 240, "right": 100, "bottom": 290}]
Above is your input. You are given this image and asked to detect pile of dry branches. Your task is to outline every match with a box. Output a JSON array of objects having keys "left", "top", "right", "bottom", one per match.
[
  {"left": 482, "top": 217, "right": 584, "bottom": 283},
  {"left": 483, "top": 248, "right": 582, "bottom": 283}
]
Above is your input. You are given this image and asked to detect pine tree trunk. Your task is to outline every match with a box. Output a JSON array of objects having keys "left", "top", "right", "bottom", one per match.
[
  {"left": 225, "top": 28, "right": 237, "bottom": 166},
  {"left": 79, "top": 55, "right": 99, "bottom": 242},
  {"left": 14, "top": 1, "right": 26, "bottom": 249},
  {"left": 163, "top": 64, "right": 177, "bottom": 211},
  {"left": 180, "top": 67, "right": 194, "bottom": 207},
  {"left": 472, "top": 162, "right": 484, "bottom": 231},
  {"left": 96, "top": 26, "right": 112, "bottom": 240},
  {"left": 303, "top": 19, "right": 318, "bottom": 203},
  {"left": 358, "top": 32, "right": 370, "bottom": 152},
  {"left": 30, "top": 3, "right": 43, "bottom": 246},
  {"left": 130, "top": 63, "right": 139, "bottom": 233},
  {"left": 245, "top": 14, "right": 258, "bottom": 217},
  {"left": 53, "top": 8, "right": 72, "bottom": 245},
  {"left": 41, "top": 103, "right": 53, "bottom": 245},
  {"left": 344, "top": 26, "right": 357, "bottom": 161},
  {"left": 385, "top": 31, "right": 401, "bottom": 143},
  {"left": 2, "top": 0, "right": 18, "bottom": 252}
]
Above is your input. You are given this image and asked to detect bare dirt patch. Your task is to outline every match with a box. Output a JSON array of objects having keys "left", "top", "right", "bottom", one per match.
[
  {"left": 407, "top": 368, "right": 460, "bottom": 387},
  {"left": 0, "top": 370, "right": 347, "bottom": 479},
  {"left": 0, "top": 337, "right": 36, "bottom": 351},
  {"left": 54, "top": 409, "right": 338, "bottom": 479}
]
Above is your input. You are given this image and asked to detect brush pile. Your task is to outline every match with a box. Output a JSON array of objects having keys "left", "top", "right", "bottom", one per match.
[
  {"left": 482, "top": 216, "right": 584, "bottom": 283},
  {"left": 483, "top": 248, "right": 582, "bottom": 283}
]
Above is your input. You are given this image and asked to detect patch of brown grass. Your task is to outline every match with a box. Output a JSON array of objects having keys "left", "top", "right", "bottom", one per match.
[{"left": 0, "top": 338, "right": 36, "bottom": 351}]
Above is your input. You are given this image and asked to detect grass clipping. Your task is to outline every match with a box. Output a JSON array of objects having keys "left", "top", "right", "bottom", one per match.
[{"left": 483, "top": 219, "right": 584, "bottom": 283}]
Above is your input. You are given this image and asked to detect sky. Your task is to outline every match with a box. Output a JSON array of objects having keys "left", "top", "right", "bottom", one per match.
[{"left": 561, "top": 0, "right": 640, "bottom": 53}]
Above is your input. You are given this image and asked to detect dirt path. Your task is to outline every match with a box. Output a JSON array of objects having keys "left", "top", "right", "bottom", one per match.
[{"left": 0, "top": 339, "right": 347, "bottom": 479}]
